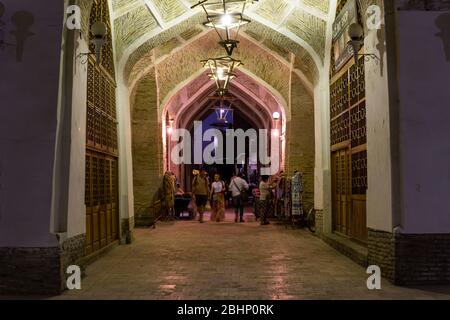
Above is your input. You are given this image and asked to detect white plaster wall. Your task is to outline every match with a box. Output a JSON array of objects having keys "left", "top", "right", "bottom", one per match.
[
  {"left": 314, "top": 84, "right": 324, "bottom": 211},
  {"left": 116, "top": 78, "right": 135, "bottom": 229},
  {"left": 315, "top": 76, "right": 333, "bottom": 234},
  {"left": 365, "top": 16, "right": 394, "bottom": 232},
  {"left": 66, "top": 37, "right": 88, "bottom": 238},
  {"left": 397, "top": 11, "right": 450, "bottom": 233},
  {"left": 0, "top": 0, "right": 64, "bottom": 247}
]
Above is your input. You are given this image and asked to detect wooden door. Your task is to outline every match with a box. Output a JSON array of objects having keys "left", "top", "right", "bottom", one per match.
[
  {"left": 330, "top": 41, "right": 368, "bottom": 243},
  {"left": 85, "top": 151, "right": 119, "bottom": 255},
  {"left": 332, "top": 149, "right": 351, "bottom": 236}
]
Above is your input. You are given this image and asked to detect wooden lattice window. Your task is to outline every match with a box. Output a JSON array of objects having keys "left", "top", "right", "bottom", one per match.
[
  {"left": 85, "top": 0, "right": 119, "bottom": 255},
  {"left": 330, "top": 0, "right": 368, "bottom": 243}
]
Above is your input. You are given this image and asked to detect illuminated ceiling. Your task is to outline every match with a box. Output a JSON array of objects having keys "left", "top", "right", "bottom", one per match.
[{"left": 110, "top": 0, "right": 335, "bottom": 83}]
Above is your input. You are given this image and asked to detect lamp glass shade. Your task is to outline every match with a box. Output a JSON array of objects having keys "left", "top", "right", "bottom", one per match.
[
  {"left": 203, "top": 56, "right": 242, "bottom": 96},
  {"left": 348, "top": 23, "right": 363, "bottom": 40},
  {"left": 273, "top": 112, "right": 281, "bottom": 120},
  {"left": 91, "top": 21, "right": 107, "bottom": 38},
  {"left": 204, "top": 13, "right": 250, "bottom": 30}
]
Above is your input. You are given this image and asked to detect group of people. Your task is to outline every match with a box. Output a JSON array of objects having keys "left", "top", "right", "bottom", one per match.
[
  {"left": 191, "top": 169, "right": 248, "bottom": 223},
  {"left": 162, "top": 168, "right": 292, "bottom": 225},
  {"left": 191, "top": 168, "right": 280, "bottom": 225}
]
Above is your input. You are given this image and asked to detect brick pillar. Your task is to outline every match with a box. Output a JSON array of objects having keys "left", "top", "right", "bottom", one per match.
[
  {"left": 286, "top": 74, "right": 315, "bottom": 207},
  {"left": 131, "top": 71, "right": 164, "bottom": 226}
]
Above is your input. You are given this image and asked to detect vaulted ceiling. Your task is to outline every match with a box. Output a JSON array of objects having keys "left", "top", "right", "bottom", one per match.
[{"left": 110, "top": 0, "right": 335, "bottom": 84}]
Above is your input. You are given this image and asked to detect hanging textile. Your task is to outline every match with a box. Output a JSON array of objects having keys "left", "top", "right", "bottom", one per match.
[
  {"left": 284, "top": 176, "right": 292, "bottom": 217},
  {"left": 291, "top": 172, "right": 304, "bottom": 216}
]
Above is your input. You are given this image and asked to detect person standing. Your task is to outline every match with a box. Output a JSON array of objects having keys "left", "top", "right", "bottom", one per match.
[
  {"left": 259, "top": 175, "right": 272, "bottom": 225},
  {"left": 192, "top": 168, "right": 210, "bottom": 223},
  {"left": 229, "top": 172, "right": 249, "bottom": 223},
  {"left": 162, "top": 171, "right": 175, "bottom": 218},
  {"left": 252, "top": 184, "right": 261, "bottom": 221},
  {"left": 210, "top": 174, "right": 225, "bottom": 222}
]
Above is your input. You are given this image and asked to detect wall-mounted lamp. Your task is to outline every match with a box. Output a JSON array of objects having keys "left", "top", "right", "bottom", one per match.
[
  {"left": 272, "top": 112, "right": 281, "bottom": 121},
  {"left": 0, "top": 24, "right": 15, "bottom": 51},
  {"left": 347, "top": 23, "right": 380, "bottom": 65},
  {"left": 77, "top": 21, "right": 108, "bottom": 65}
]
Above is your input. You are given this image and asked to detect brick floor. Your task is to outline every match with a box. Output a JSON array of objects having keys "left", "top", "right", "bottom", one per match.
[{"left": 55, "top": 210, "right": 450, "bottom": 300}]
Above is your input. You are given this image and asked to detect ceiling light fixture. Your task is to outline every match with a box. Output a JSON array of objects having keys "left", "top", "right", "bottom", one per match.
[
  {"left": 191, "top": 0, "right": 258, "bottom": 56},
  {"left": 210, "top": 95, "right": 236, "bottom": 129},
  {"left": 202, "top": 55, "right": 242, "bottom": 97}
]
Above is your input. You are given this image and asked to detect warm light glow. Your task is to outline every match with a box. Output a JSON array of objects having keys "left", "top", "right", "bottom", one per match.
[
  {"left": 216, "top": 67, "right": 227, "bottom": 81},
  {"left": 220, "top": 14, "right": 233, "bottom": 27},
  {"left": 272, "top": 129, "right": 280, "bottom": 137},
  {"left": 273, "top": 112, "right": 281, "bottom": 120},
  {"left": 167, "top": 119, "right": 174, "bottom": 135},
  {"left": 202, "top": 56, "right": 242, "bottom": 96}
]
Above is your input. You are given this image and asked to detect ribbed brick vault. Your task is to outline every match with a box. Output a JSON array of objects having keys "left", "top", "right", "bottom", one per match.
[
  {"left": 163, "top": 69, "right": 282, "bottom": 131},
  {"left": 108, "top": 0, "right": 334, "bottom": 81},
  {"left": 128, "top": 30, "right": 313, "bottom": 124},
  {"left": 75, "top": 0, "right": 342, "bottom": 86}
]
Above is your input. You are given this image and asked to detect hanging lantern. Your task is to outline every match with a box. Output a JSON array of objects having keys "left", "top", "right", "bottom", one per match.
[
  {"left": 191, "top": 0, "right": 259, "bottom": 56},
  {"left": 215, "top": 106, "right": 230, "bottom": 122},
  {"left": 202, "top": 56, "right": 242, "bottom": 97},
  {"left": 211, "top": 96, "right": 235, "bottom": 129}
]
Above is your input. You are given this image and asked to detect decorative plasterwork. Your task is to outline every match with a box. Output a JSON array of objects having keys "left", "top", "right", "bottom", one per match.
[
  {"left": 127, "top": 31, "right": 309, "bottom": 111},
  {"left": 112, "top": 0, "right": 334, "bottom": 81},
  {"left": 162, "top": 69, "right": 284, "bottom": 131}
]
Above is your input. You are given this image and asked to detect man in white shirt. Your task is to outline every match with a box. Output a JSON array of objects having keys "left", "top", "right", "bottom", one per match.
[{"left": 229, "top": 173, "right": 249, "bottom": 223}]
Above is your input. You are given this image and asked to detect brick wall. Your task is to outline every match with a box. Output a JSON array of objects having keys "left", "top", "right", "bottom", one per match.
[
  {"left": 0, "top": 247, "right": 61, "bottom": 295},
  {"left": 286, "top": 73, "right": 315, "bottom": 207},
  {"left": 131, "top": 70, "right": 164, "bottom": 222},
  {"left": 368, "top": 229, "right": 450, "bottom": 285},
  {"left": 59, "top": 234, "right": 86, "bottom": 290},
  {"left": 395, "top": 233, "right": 450, "bottom": 285},
  {"left": 368, "top": 228, "right": 395, "bottom": 282},
  {"left": 0, "top": 234, "right": 86, "bottom": 295}
]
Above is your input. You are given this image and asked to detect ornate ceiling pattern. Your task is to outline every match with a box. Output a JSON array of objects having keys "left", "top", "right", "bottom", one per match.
[
  {"left": 110, "top": 0, "right": 333, "bottom": 83},
  {"left": 163, "top": 69, "right": 282, "bottom": 130},
  {"left": 163, "top": 32, "right": 292, "bottom": 108}
]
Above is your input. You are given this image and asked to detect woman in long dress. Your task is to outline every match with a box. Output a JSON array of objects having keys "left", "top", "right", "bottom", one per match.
[{"left": 210, "top": 174, "right": 226, "bottom": 222}]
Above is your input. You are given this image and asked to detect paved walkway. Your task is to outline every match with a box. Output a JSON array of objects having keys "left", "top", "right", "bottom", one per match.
[{"left": 56, "top": 210, "right": 450, "bottom": 300}]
